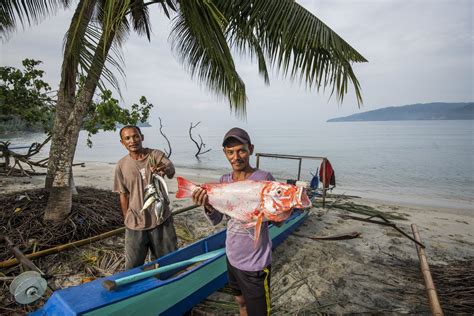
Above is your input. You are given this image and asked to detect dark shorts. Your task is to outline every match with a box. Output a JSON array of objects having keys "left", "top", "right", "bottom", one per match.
[
  {"left": 226, "top": 258, "right": 271, "bottom": 316},
  {"left": 125, "top": 216, "right": 177, "bottom": 269}
]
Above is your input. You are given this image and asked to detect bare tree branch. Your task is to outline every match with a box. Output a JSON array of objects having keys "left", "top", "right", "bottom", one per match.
[
  {"left": 158, "top": 117, "right": 172, "bottom": 158},
  {"left": 0, "top": 136, "right": 84, "bottom": 177},
  {"left": 189, "top": 121, "right": 211, "bottom": 158}
]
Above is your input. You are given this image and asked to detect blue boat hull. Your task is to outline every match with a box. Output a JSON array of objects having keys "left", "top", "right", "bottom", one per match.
[{"left": 33, "top": 210, "right": 308, "bottom": 315}]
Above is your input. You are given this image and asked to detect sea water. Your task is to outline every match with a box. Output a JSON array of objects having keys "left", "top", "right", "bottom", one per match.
[{"left": 4, "top": 120, "right": 473, "bottom": 210}]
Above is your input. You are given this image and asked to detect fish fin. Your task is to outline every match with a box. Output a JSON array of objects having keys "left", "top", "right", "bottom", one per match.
[
  {"left": 254, "top": 213, "right": 264, "bottom": 248},
  {"left": 176, "top": 177, "right": 197, "bottom": 198}
]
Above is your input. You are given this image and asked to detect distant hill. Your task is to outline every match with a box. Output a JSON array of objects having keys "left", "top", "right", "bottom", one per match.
[{"left": 327, "top": 102, "right": 474, "bottom": 122}]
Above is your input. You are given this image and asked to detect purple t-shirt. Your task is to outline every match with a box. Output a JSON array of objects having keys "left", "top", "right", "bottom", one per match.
[{"left": 205, "top": 169, "right": 275, "bottom": 271}]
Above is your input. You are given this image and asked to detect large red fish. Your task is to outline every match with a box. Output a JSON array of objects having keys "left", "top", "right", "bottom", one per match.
[{"left": 176, "top": 177, "right": 311, "bottom": 243}]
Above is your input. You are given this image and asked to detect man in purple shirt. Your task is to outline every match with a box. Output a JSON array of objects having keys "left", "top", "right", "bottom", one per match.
[{"left": 192, "top": 127, "right": 274, "bottom": 316}]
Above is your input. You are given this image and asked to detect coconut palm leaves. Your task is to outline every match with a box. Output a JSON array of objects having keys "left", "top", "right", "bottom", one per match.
[
  {"left": 171, "top": 0, "right": 246, "bottom": 115},
  {"left": 172, "top": 0, "right": 367, "bottom": 116},
  {"left": 3, "top": 0, "right": 366, "bottom": 116},
  {"left": 0, "top": 0, "right": 72, "bottom": 38}
]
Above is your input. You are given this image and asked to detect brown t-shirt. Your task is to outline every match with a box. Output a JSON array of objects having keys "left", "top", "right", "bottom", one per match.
[{"left": 114, "top": 149, "right": 175, "bottom": 230}]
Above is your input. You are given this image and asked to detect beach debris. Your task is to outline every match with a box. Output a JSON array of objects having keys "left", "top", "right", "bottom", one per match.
[
  {"left": 293, "top": 232, "right": 361, "bottom": 241},
  {"left": 2, "top": 236, "right": 49, "bottom": 305},
  {"left": 9, "top": 271, "right": 47, "bottom": 305},
  {"left": 332, "top": 201, "right": 406, "bottom": 220},
  {"left": 176, "top": 177, "right": 312, "bottom": 244},
  {"left": 430, "top": 259, "right": 474, "bottom": 314},
  {"left": 411, "top": 224, "right": 443, "bottom": 315},
  {"left": 189, "top": 121, "right": 211, "bottom": 158},
  {"left": 0, "top": 187, "right": 123, "bottom": 264},
  {"left": 339, "top": 214, "right": 424, "bottom": 248}
]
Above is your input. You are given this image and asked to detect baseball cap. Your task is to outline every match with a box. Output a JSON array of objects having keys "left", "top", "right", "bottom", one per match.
[{"left": 222, "top": 127, "right": 251, "bottom": 146}]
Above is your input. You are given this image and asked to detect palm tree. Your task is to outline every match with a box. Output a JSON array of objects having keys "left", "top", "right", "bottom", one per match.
[{"left": 1, "top": 0, "right": 367, "bottom": 223}]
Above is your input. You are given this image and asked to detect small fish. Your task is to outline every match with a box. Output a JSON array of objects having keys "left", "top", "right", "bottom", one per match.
[
  {"left": 176, "top": 177, "right": 311, "bottom": 244},
  {"left": 141, "top": 174, "right": 169, "bottom": 221}
]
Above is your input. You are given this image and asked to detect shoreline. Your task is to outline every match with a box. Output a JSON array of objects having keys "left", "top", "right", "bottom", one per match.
[{"left": 2, "top": 160, "right": 471, "bottom": 215}]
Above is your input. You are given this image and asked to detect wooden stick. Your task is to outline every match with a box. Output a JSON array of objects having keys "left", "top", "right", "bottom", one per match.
[
  {"left": 2, "top": 235, "right": 44, "bottom": 274},
  {"left": 411, "top": 224, "right": 443, "bottom": 316}
]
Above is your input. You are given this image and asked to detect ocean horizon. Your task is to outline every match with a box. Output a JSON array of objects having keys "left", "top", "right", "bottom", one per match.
[{"left": 4, "top": 120, "right": 473, "bottom": 210}]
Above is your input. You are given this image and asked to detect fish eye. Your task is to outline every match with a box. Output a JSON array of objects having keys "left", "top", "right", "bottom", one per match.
[{"left": 276, "top": 189, "right": 282, "bottom": 195}]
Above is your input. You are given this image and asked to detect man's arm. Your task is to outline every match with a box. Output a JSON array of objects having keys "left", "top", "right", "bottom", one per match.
[
  {"left": 151, "top": 150, "right": 175, "bottom": 179},
  {"left": 119, "top": 193, "right": 129, "bottom": 218}
]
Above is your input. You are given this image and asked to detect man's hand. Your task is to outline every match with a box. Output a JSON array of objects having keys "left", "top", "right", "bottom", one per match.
[
  {"left": 192, "top": 187, "right": 214, "bottom": 214},
  {"left": 150, "top": 164, "right": 167, "bottom": 177}
]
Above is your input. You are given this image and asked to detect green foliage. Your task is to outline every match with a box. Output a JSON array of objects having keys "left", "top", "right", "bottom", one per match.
[
  {"left": 83, "top": 90, "right": 152, "bottom": 147},
  {"left": 1, "top": 59, "right": 153, "bottom": 146},
  {"left": 0, "top": 59, "right": 54, "bottom": 133}
]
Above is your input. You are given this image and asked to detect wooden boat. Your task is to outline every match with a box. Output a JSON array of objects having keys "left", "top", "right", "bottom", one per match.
[{"left": 33, "top": 210, "right": 308, "bottom": 316}]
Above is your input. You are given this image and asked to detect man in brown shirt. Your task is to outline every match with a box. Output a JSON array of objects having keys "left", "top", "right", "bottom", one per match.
[{"left": 114, "top": 125, "right": 177, "bottom": 269}]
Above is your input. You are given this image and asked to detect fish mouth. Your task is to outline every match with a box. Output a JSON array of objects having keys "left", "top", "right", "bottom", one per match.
[{"left": 295, "top": 187, "right": 312, "bottom": 209}]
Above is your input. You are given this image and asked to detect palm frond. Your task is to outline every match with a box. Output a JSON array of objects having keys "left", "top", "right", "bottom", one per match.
[
  {"left": 129, "top": 0, "right": 151, "bottom": 40},
  {"left": 170, "top": 0, "right": 246, "bottom": 116},
  {"left": 0, "top": 0, "right": 72, "bottom": 39},
  {"left": 216, "top": 0, "right": 367, "bottom": 105},
  {"left": 78, "top": 21, "right": 126, "bottom": 97},
  {"left": 59, "top": 0, "right": 95, "bottom": 96}
]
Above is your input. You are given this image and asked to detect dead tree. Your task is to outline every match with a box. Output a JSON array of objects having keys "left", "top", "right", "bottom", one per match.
[
  {"left": 0, "top": 136, "right": 51, "bottom": 177},
  {"left": 158, "top": 117, "right": 172, "bottom": 158},
  {"left": 0, "top": 136, "right": 85, "bottom": 177},
  {"left": 189, "top": 121, "right": 211, "bottom": 158}
]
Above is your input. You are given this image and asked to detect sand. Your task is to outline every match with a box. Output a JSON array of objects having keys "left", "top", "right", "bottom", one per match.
[{"left": 1, "top": 161, "right": 473, "bottom": 314}]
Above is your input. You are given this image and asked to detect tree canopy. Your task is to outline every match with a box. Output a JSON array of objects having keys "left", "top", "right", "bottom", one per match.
[{"left": 0, "top": 59, "right": 152, "bottom": 144}]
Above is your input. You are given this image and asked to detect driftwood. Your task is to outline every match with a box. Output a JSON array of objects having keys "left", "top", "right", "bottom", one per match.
[
  {"left": 293, "top": 232, "right": 361, "bottom": 241},
  {"left": 189, "top": 121, "right": 211, "bottom": 158},
  {"left": 0, "top": 136, "right": 51, "bottom": 176},
  {"left": 339, "top": 214, "right": 424, "bottom": 248},
  {"left": 158, "top": 117, "right": 172, "bottom": 158}
]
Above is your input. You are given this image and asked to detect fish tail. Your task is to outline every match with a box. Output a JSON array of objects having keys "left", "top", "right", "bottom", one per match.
[
  {"left": 176, "top": 177, "right": 197, "bottom": 198},
  {"left": 254, "top": 213, "right": 264, "bottom": 248}
]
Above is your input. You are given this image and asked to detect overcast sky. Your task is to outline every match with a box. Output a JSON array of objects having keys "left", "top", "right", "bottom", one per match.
[{"left": 1, "top": 0, "right": 472, "bottom": 130}]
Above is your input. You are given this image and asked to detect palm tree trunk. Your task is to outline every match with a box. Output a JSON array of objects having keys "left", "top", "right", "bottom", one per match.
[{"left": 44, "top": 18, "right": 117, "bottom": 222}]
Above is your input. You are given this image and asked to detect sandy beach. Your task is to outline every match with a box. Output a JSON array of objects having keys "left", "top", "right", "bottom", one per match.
[{"left": 1, "top": 161, "right": 473, "bottom": 314}]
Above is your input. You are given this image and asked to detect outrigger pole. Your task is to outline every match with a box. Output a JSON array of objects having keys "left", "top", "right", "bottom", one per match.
[{"left": 411, "top": 224, "right": 443, "bottom": 315}]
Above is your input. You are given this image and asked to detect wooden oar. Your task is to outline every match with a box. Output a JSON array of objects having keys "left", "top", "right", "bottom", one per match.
[{"left": 102, "top": 248, "right": 225, "bottom": 291}]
